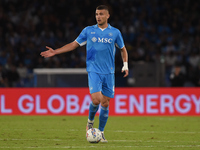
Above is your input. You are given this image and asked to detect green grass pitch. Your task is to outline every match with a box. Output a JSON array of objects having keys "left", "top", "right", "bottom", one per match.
[{"left": 0, "top": 116, "right": 200, "bottom": 150}]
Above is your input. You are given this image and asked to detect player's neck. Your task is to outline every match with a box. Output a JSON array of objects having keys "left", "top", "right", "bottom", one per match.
[{"left": 98, "top": 23, "right": 108, "bottom": 30}]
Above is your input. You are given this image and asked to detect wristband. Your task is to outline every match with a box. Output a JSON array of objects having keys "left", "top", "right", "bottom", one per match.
[{"left": 122, "top": 62, "right": 128, "bottom": 71}]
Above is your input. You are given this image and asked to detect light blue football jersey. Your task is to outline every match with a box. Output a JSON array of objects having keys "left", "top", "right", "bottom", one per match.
[{"left": 75, "top": 24, "right": 125, "bottom": 74}]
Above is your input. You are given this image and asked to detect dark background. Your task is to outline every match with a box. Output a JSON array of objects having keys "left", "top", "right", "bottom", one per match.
[{"left": 0, "top": 0, "right": 199, "bottom": 87}]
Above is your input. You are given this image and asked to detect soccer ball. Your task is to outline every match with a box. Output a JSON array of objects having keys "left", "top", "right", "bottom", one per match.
[{"left": 86, "top": 128, "right": 102, "bottom": 143}]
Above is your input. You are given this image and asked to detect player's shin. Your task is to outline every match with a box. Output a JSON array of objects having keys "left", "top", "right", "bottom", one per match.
[
  {"left": 88, "top": 102, "right": 99, "bottom": 121},
  {"left": 98, "top": 106, "right": 109, "bottom": 131}
]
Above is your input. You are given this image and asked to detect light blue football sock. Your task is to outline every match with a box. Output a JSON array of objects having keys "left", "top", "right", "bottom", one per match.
[
  {"left": 88, "top": 102, "right": 99, "bottom": 121},
  {"left": 99, "top": 106, "right": 109, "bottom": 132}
]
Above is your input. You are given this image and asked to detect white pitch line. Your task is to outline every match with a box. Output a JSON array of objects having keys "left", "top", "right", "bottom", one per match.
[
  {"left": 2, "top": 129, "right": 200, "bottom": 134},
  {"left": 0, "top": 145, "right": 200, "bottom": 149},
  {"left": 0, "top": 139, "right": 200, "bottom": 144},
  {"left": 0, "top": 139, "right": 62, "bottom": 141},
  {"left": 112, "top": 130, "right": 200, "bottom": 134}
]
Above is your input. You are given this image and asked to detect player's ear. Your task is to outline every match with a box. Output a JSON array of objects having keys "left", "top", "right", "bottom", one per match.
[{"left": 107, "top": 14, "right": 110, "bottom": 19}]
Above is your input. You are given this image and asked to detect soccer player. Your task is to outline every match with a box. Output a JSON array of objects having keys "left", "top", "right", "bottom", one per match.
[{"left": 40, "top": 5, "right": 129, "bottom": 142}]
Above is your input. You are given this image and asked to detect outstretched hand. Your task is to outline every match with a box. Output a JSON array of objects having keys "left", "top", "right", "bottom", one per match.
[{"left": 40, "top": 46, "right": 56, "bottom": 58}]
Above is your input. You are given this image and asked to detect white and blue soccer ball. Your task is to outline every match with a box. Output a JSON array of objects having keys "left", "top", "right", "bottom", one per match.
[{"left": 86, "top": 128, "right": 102, "bottom": 143}]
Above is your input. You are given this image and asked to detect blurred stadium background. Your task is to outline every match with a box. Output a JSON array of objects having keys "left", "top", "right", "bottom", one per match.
[
  {"left": 0, "top": 0, "right": 200, "bottom": 88},
  {"left": 0, "top": 1, "right": 200, "bottom": 149}
]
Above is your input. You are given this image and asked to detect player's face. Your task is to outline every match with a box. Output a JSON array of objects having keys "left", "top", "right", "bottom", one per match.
[{"left": 95, "top": 9, "right": 110, "bottom": 27}]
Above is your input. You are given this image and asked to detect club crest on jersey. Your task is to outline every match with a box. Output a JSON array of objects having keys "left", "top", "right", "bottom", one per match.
[{"left": 108, "top": 32, "right": 113, "bottom": 37}]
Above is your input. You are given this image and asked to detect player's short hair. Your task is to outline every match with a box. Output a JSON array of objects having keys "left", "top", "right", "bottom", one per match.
[{"left": 96, "top": 5, "right": 109, "bottom": 13}]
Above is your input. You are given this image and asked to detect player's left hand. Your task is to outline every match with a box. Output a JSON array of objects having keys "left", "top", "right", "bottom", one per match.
[
  {"left": 122, "top": 69, "right": 129, "bottom": 77},
  {"left": 121, "top": 62, "right": 129, "bottom": 77}
]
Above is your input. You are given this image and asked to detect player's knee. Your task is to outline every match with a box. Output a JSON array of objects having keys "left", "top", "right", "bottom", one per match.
[
  {"left": 101, "top": 98, "right": 110, "bottom": 108},
  {"left": 92, "top": 97, "right": 101, "bottom": 105},
  {"left": 91, "top": 92, "right": 101, "bottom": 105},
  {"left": 101, "top": 102, "right": 109, "bottom": 108},
  {"left": 101, "top": 101, "right": 109, "bottom": 107},
  {"left": 93, "top": 100, "right": 100, "bottom": 105}
]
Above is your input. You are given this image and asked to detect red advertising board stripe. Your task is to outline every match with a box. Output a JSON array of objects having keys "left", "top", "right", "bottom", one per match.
[
  {"left": 114, "top": 88, "right": 200, "bottom": 116},
  {"left": 0, "top": 88, "right": 200, "bottom": 116}
]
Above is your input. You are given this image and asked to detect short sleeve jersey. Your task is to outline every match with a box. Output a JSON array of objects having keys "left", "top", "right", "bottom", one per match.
[{"left": 75, "top": 24, "right": 124, "bottom": 74}]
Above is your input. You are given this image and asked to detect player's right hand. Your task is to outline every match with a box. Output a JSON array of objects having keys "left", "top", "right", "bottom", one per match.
[{"left": 40, "top": 46, "right": 56, "bottom": 58}]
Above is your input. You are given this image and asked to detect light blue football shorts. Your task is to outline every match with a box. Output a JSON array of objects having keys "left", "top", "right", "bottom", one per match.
[{"left": 88, "top": 72, "right": 115, "bottom": 98}]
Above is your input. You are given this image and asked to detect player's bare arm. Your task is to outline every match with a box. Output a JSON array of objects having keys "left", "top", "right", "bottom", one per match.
[
  {"left": 120, "top": 46, "right": 129, "bottom": 77},
  {"left": 40, "top": 41, "right": 79, "bottom": 58}
]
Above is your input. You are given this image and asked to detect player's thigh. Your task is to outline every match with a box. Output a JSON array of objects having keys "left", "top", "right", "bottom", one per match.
[
  {"left": 102, "top": 73, "right": 115, "bottom": 99},
  {"left": 88, "top": 72, "right": 102, "bottom": 95}
]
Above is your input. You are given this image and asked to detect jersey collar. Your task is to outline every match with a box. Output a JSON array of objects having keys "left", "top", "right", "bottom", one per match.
[{"left": 94, "top": 23, "right": 111, "bottom": 29}]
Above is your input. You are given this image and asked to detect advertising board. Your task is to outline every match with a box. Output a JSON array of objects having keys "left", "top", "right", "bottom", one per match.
[{"left": 0, "top": 88, "right": 199, "bottom": 116}]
